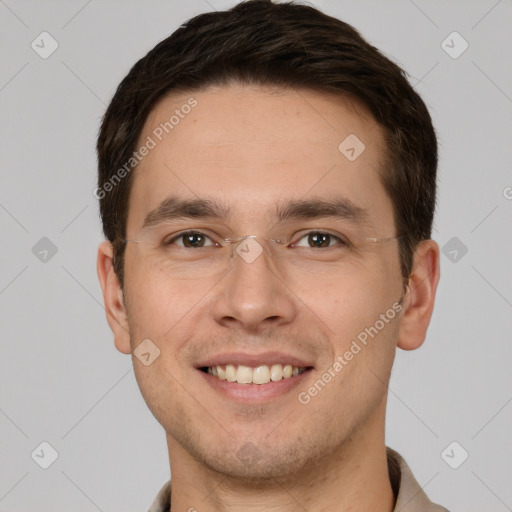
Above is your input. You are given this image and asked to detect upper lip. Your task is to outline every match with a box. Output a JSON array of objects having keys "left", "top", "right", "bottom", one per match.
[{"left": 196, "top": 351, "right": 313, "bottom": 369}]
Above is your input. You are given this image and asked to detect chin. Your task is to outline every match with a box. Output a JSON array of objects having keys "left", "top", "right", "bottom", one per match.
[{"left": 182, "top": 433, "right": 325, "bottom": 482}]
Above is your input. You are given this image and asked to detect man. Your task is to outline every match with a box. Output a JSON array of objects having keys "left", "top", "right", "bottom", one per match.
[{"left": 96, "top": 1, "right": 446, "bottom": 510}]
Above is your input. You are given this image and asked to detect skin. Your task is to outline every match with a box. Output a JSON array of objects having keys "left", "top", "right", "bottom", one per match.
[{"left": 97, "top": 83, "right": 440, "bottom": 512}]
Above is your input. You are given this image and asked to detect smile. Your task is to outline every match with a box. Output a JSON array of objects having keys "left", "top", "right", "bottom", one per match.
[{"left": 201, "top": 364, "right": 307, "bottom": 384}]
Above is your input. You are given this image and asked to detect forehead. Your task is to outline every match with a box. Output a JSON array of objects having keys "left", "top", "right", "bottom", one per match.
[{"left": 127, "top": 83, "right": 394, "bottom": 233}]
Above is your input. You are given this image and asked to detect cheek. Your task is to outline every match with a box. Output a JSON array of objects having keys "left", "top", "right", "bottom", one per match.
[
  {"left": 298, "top": 259, "right": 400, "bottom": 343},
  {"left": 131, "top": 357, "right": 185, "bottom": 428},
  {"left": 123, "top": 255, "right": 212, "bottom": 339},
  {"left": 307, "top": 295, "right": 399, "bottom": 407}
]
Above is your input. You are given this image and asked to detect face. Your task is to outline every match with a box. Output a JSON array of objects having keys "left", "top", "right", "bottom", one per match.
[{"left": 101, "top": 83, "right": 422, "bottom": 480}]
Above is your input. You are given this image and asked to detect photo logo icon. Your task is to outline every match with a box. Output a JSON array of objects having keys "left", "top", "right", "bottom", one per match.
[
  {"left": 441, "top": 441, "right": 469, "bottom": 469},
  {"left": 441, "top": 31, "right": 468, "bottom": 59},
  {"left": 31, "top": 32, "right": 59, "bottom": 59},
  {"left": 31, "top": 441, "right": 59, "bottom": 469}
]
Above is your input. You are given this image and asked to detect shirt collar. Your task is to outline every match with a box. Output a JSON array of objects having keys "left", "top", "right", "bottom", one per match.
[{"left": 148, "top": 447, "right": 449, "bottom": 512}]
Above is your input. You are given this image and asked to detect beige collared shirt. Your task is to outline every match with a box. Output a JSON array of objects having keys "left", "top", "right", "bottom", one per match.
[{"left": 148, "top": 447, "right": 449, "bottom": 511}]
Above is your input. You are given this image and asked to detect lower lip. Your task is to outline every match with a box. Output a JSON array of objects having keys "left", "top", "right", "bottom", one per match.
[{"left": 198, "top": 369, "right": 313, "bottom": 403}]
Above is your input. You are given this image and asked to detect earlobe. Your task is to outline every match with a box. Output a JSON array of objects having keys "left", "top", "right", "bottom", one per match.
[
  {"left": 96, "top": 241, "right": 132, "bottom": 354},
  {"left": 396, "top": 240, "right": 440, "bottom": 351}
]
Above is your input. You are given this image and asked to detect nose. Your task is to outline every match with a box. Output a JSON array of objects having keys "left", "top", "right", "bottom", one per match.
[{"left": 211, "top": 237, "right": 298, "bottom": 332}]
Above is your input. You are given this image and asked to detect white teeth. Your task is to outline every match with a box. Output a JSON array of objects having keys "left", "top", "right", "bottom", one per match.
[
  {"left": 236, "top": 365, "right": 253, "bottom": 384},
  {"left": 270, "top": 364, "right": 283, "bottom": 382},
  {"left": 225, "top": 364, "right": 237, "bottom": 382},
  {"left": 253, "top": 365, "right": 271, "bottom": 384},
  {"left": 205, "top": 363, "right": 306, "bottom": 384}
]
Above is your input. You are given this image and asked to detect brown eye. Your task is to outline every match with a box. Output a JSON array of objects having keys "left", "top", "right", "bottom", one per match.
[
  {"left": 294, "top": 231, "right": 347, "bottom": 248},
  {"left": 165, "top": 231, "right": 215, "bottom": 248}
]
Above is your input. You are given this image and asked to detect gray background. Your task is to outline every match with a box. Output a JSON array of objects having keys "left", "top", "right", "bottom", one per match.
[{"left": 0, "top": 0, "right": 511, "bottom": 510}]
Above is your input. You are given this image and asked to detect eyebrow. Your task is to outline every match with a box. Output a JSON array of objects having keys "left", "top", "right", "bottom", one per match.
[
  {"left": 142, "top": 197, "right": 232, "bottom": 229},
  {"left": 141, "top": 195, "right": 370, "bottom": 230}
]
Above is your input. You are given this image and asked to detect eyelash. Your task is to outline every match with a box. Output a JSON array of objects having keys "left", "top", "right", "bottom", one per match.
[{"left": 162, "top": 230, "right": 350, "bottom": 249}]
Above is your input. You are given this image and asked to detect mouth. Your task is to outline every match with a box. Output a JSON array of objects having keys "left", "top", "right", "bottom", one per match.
[
  {"left": 195, "top": 353, "right": 314, "bottom": 402},
  {"left": 200, "top": 364, "right": 308, "bottom": 384}
]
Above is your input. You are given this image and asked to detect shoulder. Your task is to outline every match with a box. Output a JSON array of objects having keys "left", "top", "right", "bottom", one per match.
[
  {"left": 148, "top": 480, "right": 172, "bottom": 512},
  {"left": 387, "top": 447, "right": 451, "bottom": 512}
]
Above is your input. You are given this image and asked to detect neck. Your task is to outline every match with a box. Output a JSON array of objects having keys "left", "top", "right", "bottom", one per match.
[{"left": 166, "top": 405, "right": 395, "bottom": 512}]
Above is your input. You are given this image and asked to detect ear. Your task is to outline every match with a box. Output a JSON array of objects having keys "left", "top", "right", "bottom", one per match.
[
  {"left": 397, "top": 239, "right": 440, "bottom": 351},
  {"left": 97, "top": 240, "right": 131, "bottom": 354}
]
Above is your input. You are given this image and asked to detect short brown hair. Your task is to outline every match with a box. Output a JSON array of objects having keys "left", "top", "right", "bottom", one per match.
[{"left": 97, "top": 0, "right": 437, "bottom": 288}]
